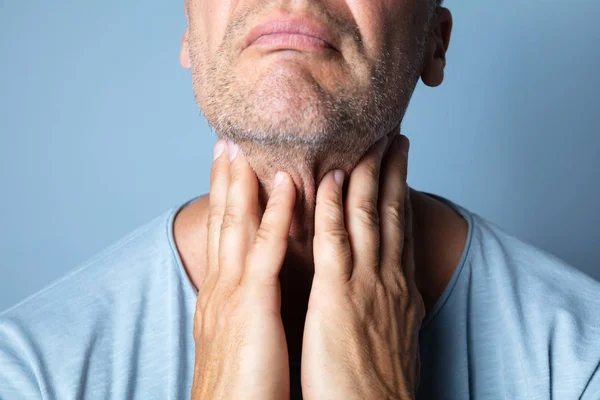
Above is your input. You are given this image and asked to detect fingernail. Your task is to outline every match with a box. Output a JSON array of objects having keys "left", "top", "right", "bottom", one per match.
[
  {"left": 273, "top": 171, "right": 286, "bottom": 188},
  {"left": 227, "top": 141, "right": 239, "bottom": 161},
  {"left": 374, "top": 136, "right": 389, "bottom": 157},
  {"left": 333, "top": 170, "right": 345, "bottom": 185},
  {"left": 213, "top": 140, "right": 226, "bottom": 160}
]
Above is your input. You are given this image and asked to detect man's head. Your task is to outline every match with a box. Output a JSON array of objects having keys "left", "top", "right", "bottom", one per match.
[{"left": 180, "top": 0, "right": 451, "bottom": 160}]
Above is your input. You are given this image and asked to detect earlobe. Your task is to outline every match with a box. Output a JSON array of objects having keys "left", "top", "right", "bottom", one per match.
[
  {"left": 180, "top": 28, "right": 191, "bottom": 70},
  {"left": 421, "top": 58, "right": 444, "bottom": 87}
]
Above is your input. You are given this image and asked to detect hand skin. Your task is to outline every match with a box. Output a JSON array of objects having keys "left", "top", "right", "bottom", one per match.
[
  {"left": 190, "top": 140, "right": 296, "bottom": 399},
  {"left": 301, "top": 134, "right": 426, "bottom": 400},
  {"left": 190, "top": 134, "right": 425, "bottom": 399}
]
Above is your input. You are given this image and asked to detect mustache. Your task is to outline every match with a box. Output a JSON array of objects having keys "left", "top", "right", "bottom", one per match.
[{"left": 219, "top": 1, "right": 362, "bottom": 55}]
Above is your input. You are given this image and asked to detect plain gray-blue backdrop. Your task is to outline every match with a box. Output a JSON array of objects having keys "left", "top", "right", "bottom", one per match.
[{"left": 1, "top": 0, "right": 599, "bottom": 311}]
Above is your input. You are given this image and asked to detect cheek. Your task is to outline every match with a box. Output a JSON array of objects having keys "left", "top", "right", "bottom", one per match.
[
  {"left": 190, "top": 0, "right": 236, "bottom": 55},
  {"left": 347, "top": 0, "right": 427, "bottom": 57},
  {"left": 343, "top": 0, "right": 387, "bottom": 57}
]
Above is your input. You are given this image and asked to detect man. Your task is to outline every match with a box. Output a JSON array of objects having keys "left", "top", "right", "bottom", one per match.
[{"left": 1, "top": 0, "right": 599, "bottom": 399}]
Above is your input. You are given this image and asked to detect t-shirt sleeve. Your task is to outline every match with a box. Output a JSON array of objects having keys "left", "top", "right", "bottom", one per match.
[{"left": 0, "top": 319, "right": 42, "bottom": 399}]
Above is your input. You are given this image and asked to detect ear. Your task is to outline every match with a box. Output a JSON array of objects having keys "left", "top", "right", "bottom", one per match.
[
  {"left": 421, "top": 8, "right": 453, "bottom": 87},
  {"left": 180, "top": 0, "right": 191, "bottom": 70},
  {"left": 180, "top": 28, "right": 191, "bottom": 70}
]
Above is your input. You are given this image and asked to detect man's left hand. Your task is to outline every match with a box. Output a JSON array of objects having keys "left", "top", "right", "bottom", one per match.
[{"left": 301, "top": 133, "right": 426, "bottom": 400}]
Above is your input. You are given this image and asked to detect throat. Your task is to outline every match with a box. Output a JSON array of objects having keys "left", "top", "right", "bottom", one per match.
[{"left": 279, "top": 252, "right": 315, "bottom": 362}]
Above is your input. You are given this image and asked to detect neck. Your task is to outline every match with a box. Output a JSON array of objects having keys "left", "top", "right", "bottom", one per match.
[
  {"left": 175, "top": 125, "right": 468, "bottom": 361},
  {"left": 227, "top": 125, "right": 400, "bottom": 359},
  {"left": 233, "top": 124, "right": 401, "bottom": 258}
]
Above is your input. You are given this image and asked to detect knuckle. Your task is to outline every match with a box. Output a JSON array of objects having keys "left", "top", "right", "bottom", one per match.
[
  {"left": 220, "top": 207, "right": 243, "bottom": 232},
  {"left": 221, "top": 294, "right": 242, "bottom": 318},
  {"left": 326, "top": 230, "right": 350, "bottom": 249},
  {"left": 317, "top": 191, "right": 341, "bottom": 211},
  {"left": 207, "top": 206, "right": 225, "bottom": 228},
  {"left": 403, "top": 287, "right": 426, "bottom": 323},
  {"left": 413, "top": 291, "right": 427, "bottom": 322},
  {"left": 361, "top": 160, "right": 381, "bottom": 182},
  {"left": 253, "top": 226, "right": 271, "bottom": 246},
  {"left": 354, "top": 199, "right": 379, "bottom": 227},
  {"left": 351, "top": 269, "right": 379, "bottom": 291},
  {"left": 381, "top": 198, "right": 404, "bottom": 225},
  {"left": 317, "top": 227, "right": 349, "bottom": 247},
  {"left": 253, "top": 224, "right": 285, "bottom": 247},
  {"left": 318, "top": 198, "right": 344, "bottom": 224},
  {"left": 388, "top": 265, "right": 409, "bottom": 293},
  {"left": 396, "top": 275, "right": 409, "bottom": 293}
]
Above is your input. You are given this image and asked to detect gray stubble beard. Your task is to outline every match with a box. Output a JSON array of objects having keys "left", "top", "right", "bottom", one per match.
[{"left": 188, "top": 13, "right": 429, "bottom": 162}]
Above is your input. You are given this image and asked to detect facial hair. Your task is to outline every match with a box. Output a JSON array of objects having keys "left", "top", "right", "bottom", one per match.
[{"left": 188, "top": 1, "right": 429, "bottom": 160}]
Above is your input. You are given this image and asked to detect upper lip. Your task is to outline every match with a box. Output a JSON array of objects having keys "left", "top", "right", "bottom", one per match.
[{"left": 243, "top": 15, "right": 338, "bottom": 52}]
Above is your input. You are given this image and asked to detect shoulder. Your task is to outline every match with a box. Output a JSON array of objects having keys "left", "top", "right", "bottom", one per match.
[
  {"left": 425, "top": 195, "right": 600, "bottom": 324},
  {"left": 463, "top": 206, "right": 600, "bottom": 395},
  {"left": 466, "top": 208, "right": 600, "bottom": 310},
  {"left": 0, "top": 201, "right": 191, "bottom": 397},
  {"left": 1, "top": 205, "right": 177, "bottom": 320}
]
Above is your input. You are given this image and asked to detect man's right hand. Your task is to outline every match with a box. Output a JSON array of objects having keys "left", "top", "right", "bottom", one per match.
[{"left": 190, "top": 140, "right": 296, "bottom": 400}]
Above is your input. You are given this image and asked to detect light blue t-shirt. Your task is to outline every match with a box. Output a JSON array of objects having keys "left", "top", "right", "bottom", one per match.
[{"left": 1, "top": 194, "right": 599, "bottom": 399}]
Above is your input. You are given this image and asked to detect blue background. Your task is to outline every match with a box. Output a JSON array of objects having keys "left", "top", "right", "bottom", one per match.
[{"left": 1, "top": 0, "right": 599, "bottom": 311}]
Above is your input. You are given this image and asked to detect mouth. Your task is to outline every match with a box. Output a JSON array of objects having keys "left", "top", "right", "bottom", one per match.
[{"left": 243, "top": 14, "right": 339, "bottom": 54}]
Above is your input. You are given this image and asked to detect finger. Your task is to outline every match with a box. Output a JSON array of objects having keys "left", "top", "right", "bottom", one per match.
[
  {"left": 204, "top": 139, "right": 229, "bottom": 294},
  {"left": 243, "top": 171, "right": 296, "bottom": 285},
  {"left": 345, "top": 135, "right": 389, "bottom": 279},
  {"left": 379, "top": 134, "right": 411, "bottom": 286},
  {"left": 314, "top": 169, "right": 352, "bottom": 282},
  {"left": 402, "top": 185, "right": 416, "bottom": 286},
  {"left": 217, "top": 141, "right": 260, "bottom": 286}
]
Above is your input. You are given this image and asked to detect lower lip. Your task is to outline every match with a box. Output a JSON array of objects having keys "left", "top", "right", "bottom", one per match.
[{"left": 250, "top": 33, "right": 333, "bottom": 52}]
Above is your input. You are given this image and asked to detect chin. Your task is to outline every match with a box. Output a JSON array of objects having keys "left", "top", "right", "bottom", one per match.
[
  {"left": 199, "top": 65, "right": 346, "bottom": 144},
  {"left": 193, "top": 51, "right": 411, "bottom": 153}
]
